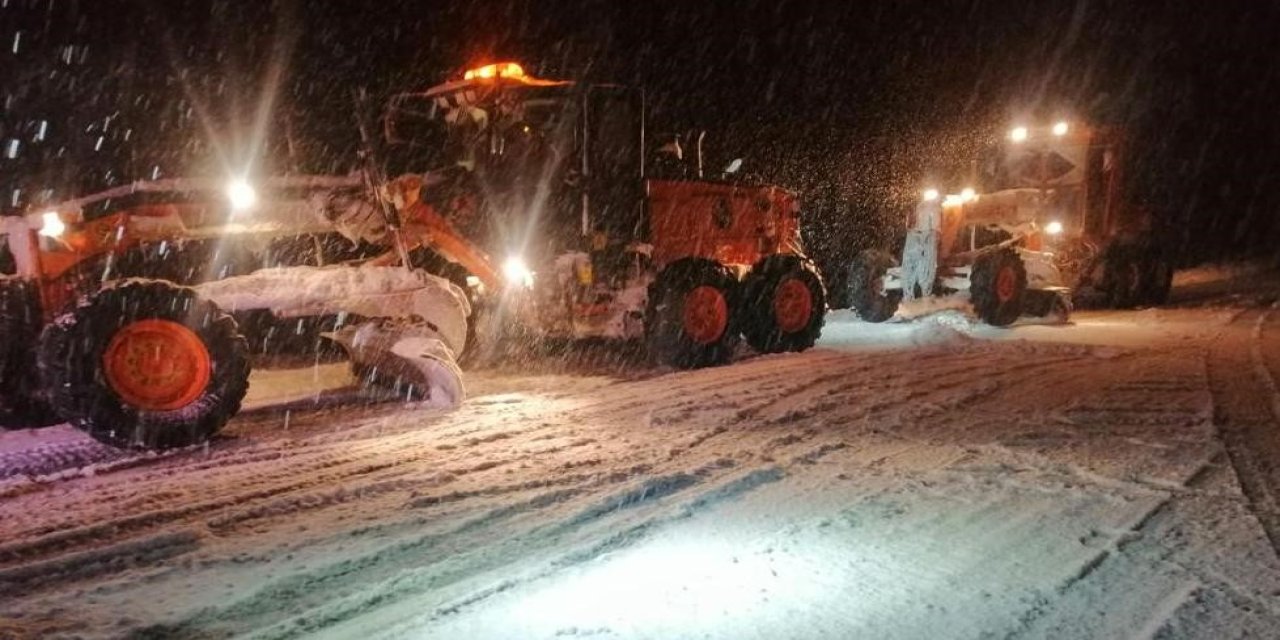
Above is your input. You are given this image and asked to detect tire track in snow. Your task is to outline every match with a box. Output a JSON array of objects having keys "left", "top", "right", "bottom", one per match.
[
  {"left": 150, "top": 460, "right": 786, "bottom": 639},
  {"left": 0, "top": 354, "right": 856, "bottom": 578},
  {"left": 0, "top": 340, "right": 1170, "bottom": 636},
  {"left": 91, "top": 351, "right": 990, "bottom": 635},
  {"left": 0, "top": 347, "right": 1077, "bottom": 560},
  {"left": 1202, "top": 306, "right": 1280, "bottom": 555}
]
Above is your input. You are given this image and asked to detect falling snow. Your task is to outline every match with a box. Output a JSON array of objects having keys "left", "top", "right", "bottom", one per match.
[{"left": 0, "top": 2, "right": 1278, "bottom": 638}]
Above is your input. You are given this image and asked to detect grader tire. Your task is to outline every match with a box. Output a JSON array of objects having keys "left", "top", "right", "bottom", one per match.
[
  {"left": 847, "top": 249, "right": 901, "bottom": 323},
  {"left": 741, "top": 256, "right": 826, "bottom": 354},
  {"left": 0, "top": 279, "right": 56, "bottom": 427},
  {"left": 971, "top": 250, "right": 1027, "bottom": 327},
  {"left": 38, "top": 281, "right": 250, "bottom": 449},
  {"left": 646, "top": 259, "right": 740, "bottom": 369}
]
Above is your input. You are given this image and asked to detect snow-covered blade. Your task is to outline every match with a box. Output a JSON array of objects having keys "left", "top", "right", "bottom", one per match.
[
  {"left": 325, "top": 321, "right": 465, "bottom": 407},
  {"left": 194, "top": 265, "right": 471, "bottom": 356},
  {"left": 194, "top": 265, "right": 470, "bottom": 407}
]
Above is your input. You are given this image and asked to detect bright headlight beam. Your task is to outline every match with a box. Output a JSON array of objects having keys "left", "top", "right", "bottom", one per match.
[
  {"left": 226, "top": 179, "right": 257, "bottom": 212},
  {"left": 922, "top": 188, "right": 939, "bottom": 202},
  {"left": 1052, "top": 121, "right": 1069, "bottom": 136},
  {"left": 503, "top": 256, "right": 534, "bottom": 288},
  {"left": 38, "top": 211, "right": 65, "bottom": 237},
  {"left": 1010, "top": 126, "right": 1028, "bottom": 143},
  {"left": 1044, "top": 220, "right": 1064, "bottom": 235}
]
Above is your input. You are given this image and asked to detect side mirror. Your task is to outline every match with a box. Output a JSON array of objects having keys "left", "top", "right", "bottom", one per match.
[{"left": 724, "top": 158, "right": 743, "bottom": 175}]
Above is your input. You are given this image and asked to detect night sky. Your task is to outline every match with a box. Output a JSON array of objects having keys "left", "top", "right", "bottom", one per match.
[{"left": 1, "top": 0, "right": 1277, "bottom": 275}]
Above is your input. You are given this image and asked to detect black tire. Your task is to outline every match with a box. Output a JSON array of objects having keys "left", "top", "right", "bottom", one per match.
[
  {"left": 971, "top": 250, "right": 1027, "bottom": 327},
  {"left": 1101, "top": 244, "right": 1144, "bottom": 309},
  {"left": 38, "top": 280, "right": 250, "bottom": 449},
  {"left": 0, "top": 279, "right": 57, "bottom": 427},
  {"left": 741, "top": 256, "right": 826, "bottom": 353},
  {"left": 1139, "top": 253, "right": 1174, "bottom": 306},
  {"left": 1101, "top": 243, "right": 1174, "bottom": 309},
  {"left": 847, "top": 249, "right": 901, "bottom": 323},
  {"left": 646, "top": 259, "right": 740, "bottom": 369}
]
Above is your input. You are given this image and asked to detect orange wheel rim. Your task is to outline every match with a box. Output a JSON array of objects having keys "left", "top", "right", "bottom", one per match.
[
  {"left": 103, "top": 319, "right": 212, "bottom": 411},
  {"left": 682, "top": 285, "right": 729, "bottom": 345},
  {"left": 995, "top": 266, "right": 1017, "bottom": 303},
  {"left": 773, "top": 277, "right": 813, "bottom": 333}
]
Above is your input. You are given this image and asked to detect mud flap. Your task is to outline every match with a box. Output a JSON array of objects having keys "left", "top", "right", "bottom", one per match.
[{"left": 324, "top": 321, "right": 465, "bottom": 408}]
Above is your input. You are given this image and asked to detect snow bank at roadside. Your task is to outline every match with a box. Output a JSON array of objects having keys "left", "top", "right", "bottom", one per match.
[
  {"left": 1174, "top": 258, "right": 1277, "bottom": 287},
  {"left": 820, "top": 305, "right": 980, "bottom": 350}
]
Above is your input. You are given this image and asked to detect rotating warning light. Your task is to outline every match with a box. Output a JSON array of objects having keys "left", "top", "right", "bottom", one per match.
[{"left": 464, "top": 62, "right": 526, "bottom": 81}]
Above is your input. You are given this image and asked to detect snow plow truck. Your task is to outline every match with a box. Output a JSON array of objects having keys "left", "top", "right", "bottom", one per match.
[
  {"left": 848, "top": 121, "right": 1173, "bottom": 325},
  {"left": 0, "top": 61, "right": 825, "bottom": 450}
]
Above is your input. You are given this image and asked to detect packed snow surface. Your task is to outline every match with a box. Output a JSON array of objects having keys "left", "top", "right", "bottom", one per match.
[{"left": 1, "top": 263, "right": 1279, "bottom": 639}]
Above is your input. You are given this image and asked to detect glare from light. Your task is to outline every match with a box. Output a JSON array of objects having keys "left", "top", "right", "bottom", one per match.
[
  {"left": 1009, "top": 126, "right": 1028, "bottom": 143},
  {"left": 1052, "top": 121, "right": 1069, "bottom": 136},
  {"left": 226, "top": 179, "right": 257, "bottom": 212},
  {"left": 503, "top": 255, "right": 534, "bottom": 288},
  {"left": 960, "top": 187, "right": 977, "bottom": 202},
  {"left": 38, "top": 211, "right": 65, "bottom": 237},
  {"left": 465, "top": 62, "right": 525, "bottom": 81},
  {"left": 922, "top": 188, "right": 939, "bottom": 202},
  {"left": 508, "top": 538, "right": 830, "bottom": 636},
  {"left": 1044, "top": 220, "right": 1064, "bottom": 235}
]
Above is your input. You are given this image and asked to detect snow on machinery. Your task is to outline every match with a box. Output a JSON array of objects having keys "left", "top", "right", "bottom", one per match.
[
  {"left": 0, "top": 59, "right": 825, "bottom": 451},
  {"left": 0, "top": 176, "right": 471, "bottom": 450},
  {"left": 375, "top": 61, "right": 827, "bottom": 367},
  {"left": 847, "top": 121, "right": 1175, "bottom": 325}
]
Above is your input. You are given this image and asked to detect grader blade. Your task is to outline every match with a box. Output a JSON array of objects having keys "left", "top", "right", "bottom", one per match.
[
  {"left": 324, "top": 321, "right": 465, "bottom": 407},
  {"left": 194, "top": 265, "right": 471, "bottom": 407}
]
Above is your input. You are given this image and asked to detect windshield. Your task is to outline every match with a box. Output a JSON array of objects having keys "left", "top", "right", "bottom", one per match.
[{"left": 385, "top": 85, "right": 576, "bottom": 182}]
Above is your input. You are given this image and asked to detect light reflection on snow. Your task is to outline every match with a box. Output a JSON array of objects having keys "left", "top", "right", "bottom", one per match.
[{"left": 508, "top": 536, "right": 835, "bottom": 636}]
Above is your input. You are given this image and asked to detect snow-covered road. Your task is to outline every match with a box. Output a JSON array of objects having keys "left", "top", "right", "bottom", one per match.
[{"left": 3, "top": 267, "right": 1280, "bottom": 639}]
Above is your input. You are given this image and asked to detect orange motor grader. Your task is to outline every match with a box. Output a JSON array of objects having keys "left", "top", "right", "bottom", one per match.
[
  {"left": 847, "top": 120, "right": 1174, "bottom": 325},
  {"left": 377, "top": 61, "right": 827, "bottom": 368},
  {"left": 0, "top": 61, "right": 824, "bottom": 449},
  {"left": 0, "top": 174, "right": 472, "bottom": 449}
]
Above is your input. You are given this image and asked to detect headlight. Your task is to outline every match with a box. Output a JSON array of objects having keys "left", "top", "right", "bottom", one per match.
[
  {"left": 226, "top": 179, "right": 257, "bottom": 212},
  {"left": 1009, "top": 126, "right": 1028, "bottom": 143},
  {"left": 502, "top": 256, "right": 534, "bottom": 288},
  {"left": 922, "top": 188, "right": 939, "bottom": 202},
  {"left": 960, "top": 187, "right": 976, "bottom": 202},
  {"left": 38, "top": 211, "right": 66, "bottom": 238},
  {"left": 1044, "top": 220, "right": 1064, "bottom": 235},
  {"left": 1052, "top": 121, "right": 1069, "bottom": 136}
]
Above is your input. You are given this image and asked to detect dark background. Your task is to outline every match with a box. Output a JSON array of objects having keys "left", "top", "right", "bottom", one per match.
[{"left": 2, "top": 0, "right": 1278, "bottom": 281}]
